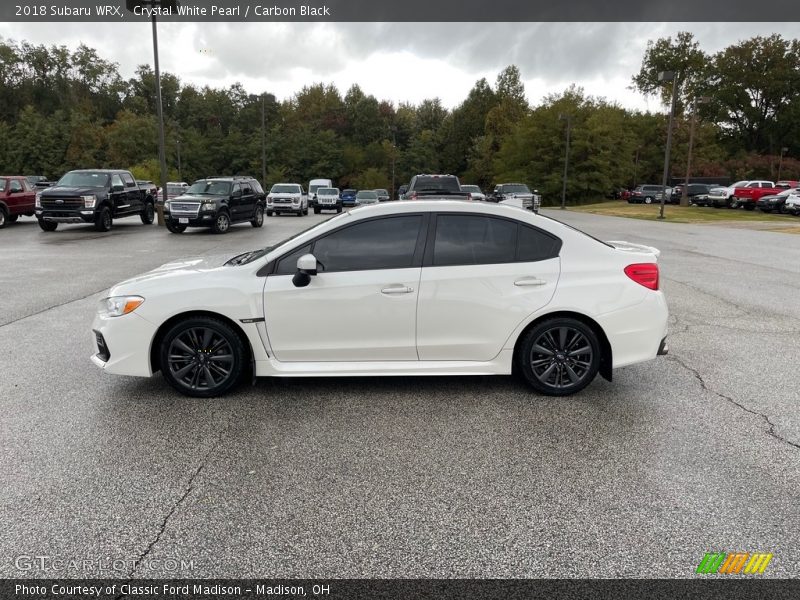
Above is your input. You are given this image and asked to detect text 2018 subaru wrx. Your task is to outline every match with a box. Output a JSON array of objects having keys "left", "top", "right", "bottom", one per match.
[{"left": 91, "top": 201, "right": 668, "bottom": 397}]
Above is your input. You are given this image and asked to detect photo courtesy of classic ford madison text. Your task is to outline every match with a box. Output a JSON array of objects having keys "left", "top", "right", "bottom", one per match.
[{"left": 0, "top": 1, "right": 799, "bottom": 598}]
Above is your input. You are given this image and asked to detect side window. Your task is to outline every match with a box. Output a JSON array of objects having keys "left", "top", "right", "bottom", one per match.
[
  {"left": 517, "top": 225, "right": 562, "bottom": 262},
  {"left": 21, "top": 179, "right": 32, "bottom": 191},
  {"left": 762, "top": 182, "right": 773, "bottom": 188},
  {"left": 232, "top": 184, "right": 241, "bottom": 196},
  {"left": 121, "top": 173, "right": 136, "bottom": 187},
  {"left": 312, "top": 215, "right": 423, "bottom": 272},
  {"left": 746, "top": 182, "right": 759, "bottom": 188},
  {"left": 9, "top": 179, "right": 23, "bottom": 192},
  {"left": 433, "top": 215, "right": 517, "bottom": 266},
  {"left": 275, "top": 244, "right": 311, "bottom": 275},
  {"left": 241, "top": 183, "right": 252, "bottom": 195},
  {"left": 252, "top": 181, "right": 264, "bottom": 194},
  {"left": 111, "top": 174, "right": 124, "bottom": 189}
]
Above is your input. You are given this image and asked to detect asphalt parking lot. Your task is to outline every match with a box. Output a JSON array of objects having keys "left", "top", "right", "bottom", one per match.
[{"left": 1, "top": 208, "right": 798, "bottom": 579}]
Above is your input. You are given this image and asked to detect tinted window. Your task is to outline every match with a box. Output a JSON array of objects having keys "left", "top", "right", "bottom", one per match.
[
  {"left": 433, "top": 215, "right": 517, "bottom": 266},
  {"left": 111, "top": 174, "right": 124, "bottom": 188},
  {"left": 275, "top": 244, "right": 312, "bottom": 275},
  {"left": 312, "top": 215, "right": 422, "bottom": 272},
  {"left": 517, "top": 225, "right": 561, "bottom": 262},
  {"left": 412, "top": 176, "right": 460, "bottom": 193},
  {"left": 121, "top": 172, "right": 136, "bottom": 187}
]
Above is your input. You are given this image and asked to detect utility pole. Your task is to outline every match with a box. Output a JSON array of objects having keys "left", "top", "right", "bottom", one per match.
[
  {"left": 391, "top": 126, "right": 397, "bottom": 200},
  {"left": 658, "top": 71, "right": 678, "bottom": 220},
  {"left": 151, "top": 13, "right": 168, "bottom": 225},
  {"left": 176, "top": 138, "right": 181, "bottom": 181},
  {"left": 778, "top": 147, "right": 789, "bottom": 181},
  {"left": 261, "top": 93, "right": 266, "bottom": 188},
  {"left": 633, "top": 146, "right": 641, "bottom": 189},
  {"left": 559, "top": 113, "right": 571, "bottom": 210},
  {"left": 681, "top": 96, "right": 709, "bottom": 206}
]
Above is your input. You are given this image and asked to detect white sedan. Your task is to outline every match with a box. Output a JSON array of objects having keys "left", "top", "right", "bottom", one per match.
[{"left": 91, "top": 201, "right": 668, "bottom": 397}]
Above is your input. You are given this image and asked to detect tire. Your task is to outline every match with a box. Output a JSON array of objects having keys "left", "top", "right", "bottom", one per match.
[
  {"left": 303, "top": 205, "right": 309, "bottom": 215},
  {"left": 166, "top": 221, "right": 186, "bottom": 234},
  {"left": 266, "top": 210, "right": 273, "bottom": 217},
  {"left": 0, "top": 207, "right": 6, "bottom": 228},
  {"left": 251, "top": 205, "right": 264, "bottom": 228},
  {"left": 644, "top": 196, "right": 653, "bottom": 204},
  {"left": 211, "top": 211, "right": 231, "bottom": 234},
  {"left": 314, "top": 207, "right": 320, "bottom": 214},
  {"left": 729, "top": 198, "right": 739, "bottom": 209},
  {"left": 760, "top": 208, "right": 771, "bottom": 213},
  {"left": 743, "top": 204, "right": 755, "bottom": 211},
  {"left": 94, "top": 206, "right": 112, "bottom": 232},
  {"left": 7, "top": 214, "right": 19, "bottom": 223},
  {"left": 337, "top": 206, "right": 342, "bottom": 213},
  {"left": 297, "top": 210, "right": 303, "bottom": 217},
  {"left": 516, "top": 318, "right": 601, "bottom": 396},
  {"left": 140, "top": 201, "right": 155, "bottom": 224},
  {"left": 159, "top": 316, "right": 246, "bottom": 398},
  {"left": 38, "top": 219, "right": 58, "bottom": 231}
]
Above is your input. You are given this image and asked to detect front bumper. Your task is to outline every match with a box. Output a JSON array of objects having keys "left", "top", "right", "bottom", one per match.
[
  {"left": 268, "top": 204, "right": 302, "bottom": 213},
  {"left": 37, "top": 210, "right": 96, "bottom": 224},
  {"left": 317, "top": 202, "right": 341, "bottom": 210},
  {"left": 90, "top": 312, "right": 158, "bottom": 377}
]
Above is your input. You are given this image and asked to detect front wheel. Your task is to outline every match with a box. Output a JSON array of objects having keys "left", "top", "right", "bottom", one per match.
[
  {"left": 644, "top": 196, "right": 653, "bottom": 204},
  {"left": 743, "top": 204, "right": 755, "bottom": 211},
  {"left": 251, "top": 205, "right": 264, "bottom": 228},
  {"left": 140, "top": 202, "right": 155, "bottom": 224},
  {"left": 266, "top": 210, "right": 273, "bottom": 217},
  {"left": 94, "top": 207, "right": 112, "bottom": 232},
  {"left": 314, "top": 207, "right": 320, "bottom": 214},
  {"left": 517, "top": 318, "right": 601, "bottom": 396},
  {"left": 159, "top": 317, "right": 246, "bottom": 398},
  {"left": 38, "top": 219, "right": 58, "bottom": 231},
  {"left": 212, "top": 211, "right": 231, "bottom": 234},
  {"left": 166, "top": 221, "right": 186, "bottom": 234}
]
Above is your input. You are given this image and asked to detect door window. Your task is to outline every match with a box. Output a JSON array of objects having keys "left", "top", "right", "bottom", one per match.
[
  {"left": 517, "top": 225, "right": 562, "bottom": 262},
  {"left": 433, "top": 215, "right": 517, "bottom": 266},
  {"left": 9, "top": 180, "right": 23, "bottom": 193},
  {"left": 275, "top": 244, "right": 311, "bottom": 275},
  {"left": 312, "top": 215, "right": 423, "bottom": 272},
  {"left": 111, "top": 174, "right": 124, "bottom": 189},
  {"left": 121, "top": 172, "right": 136, "bottom": 187}
]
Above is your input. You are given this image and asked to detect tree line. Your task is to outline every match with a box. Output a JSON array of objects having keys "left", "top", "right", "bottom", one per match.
[{"left": 0, "top": 32, "right": 798, "bottom": 205}]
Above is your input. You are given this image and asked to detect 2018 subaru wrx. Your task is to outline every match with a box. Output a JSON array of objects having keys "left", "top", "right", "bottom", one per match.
[{"left": 91, "top": 201, "right": 668, "bottom": 397}]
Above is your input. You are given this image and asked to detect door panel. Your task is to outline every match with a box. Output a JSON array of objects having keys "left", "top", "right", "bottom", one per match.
[
  {"left": 416, "top": 259, "right": 560, "bottom": 361},
  {"left": 264, "top": 269, "right": 421, "bottom": 361}
]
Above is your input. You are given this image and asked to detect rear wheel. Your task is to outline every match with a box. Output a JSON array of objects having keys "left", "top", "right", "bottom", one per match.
[
  {"left": 266, "top": 210, "right": 273, "bottom": 217},
  {"left": 140, "top": 201, "right": 155, "bottom": 224},
  {"left": 314, "top": 207, "right": 320, "bottom": 214},
  {"left": 0, "top": 207, "right": 6, "bottom": 228},
  {"left": 94, "top": 207, "right": 112, "bottom": 232},
  {"left": 303, "top": 205, "right": 309, "bottom": 215},
  {"left": 517, "top": 318, "right": 601, "bottom": 396},
  {"left": 160, "top": 317, "right": 246, "bottom": 398},
  {"left": 743, "top": 204, "right": 755, "bottom": 211},
  {"left": 211, "top": 211, "right": 231, "bottom": 234},
  {"left": 38, "top": 219, "right": 58, "bottom": 231},
  {"left": 251, "top": 205, "right": 264, "bottom": 228},
  {"left": 7, "top": 214, "right": 19, "bottom": 223}
]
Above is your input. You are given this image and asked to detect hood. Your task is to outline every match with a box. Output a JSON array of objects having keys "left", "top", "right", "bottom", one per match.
[
  {"left": 42, "top": 186, "right": 105, "bottom": 196},
  {"left": 110, "top": 252, "right": 241, "bottom": 294},
  {"left": 606, "top": 240, "right": 661, "bottom": 258},
  {"left": 172, "top": 193, "right": 212, "bottom": 201}
]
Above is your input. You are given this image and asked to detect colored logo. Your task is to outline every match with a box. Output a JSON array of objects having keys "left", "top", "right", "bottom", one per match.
[{"left": 697, "top": 552, "right": 773, "bottom": 574}]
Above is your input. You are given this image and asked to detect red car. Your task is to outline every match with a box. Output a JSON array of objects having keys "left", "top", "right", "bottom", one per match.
[
  {"left": 732, "top": 181, "right": 795, "bottom": 210},
  {"left": 0, "top": 175, "right": 36, "bottom": 228}
]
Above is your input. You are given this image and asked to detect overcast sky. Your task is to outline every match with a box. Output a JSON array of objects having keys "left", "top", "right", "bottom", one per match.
[{"left": 0, "top": 22, "right": 796, "bottom": 112}]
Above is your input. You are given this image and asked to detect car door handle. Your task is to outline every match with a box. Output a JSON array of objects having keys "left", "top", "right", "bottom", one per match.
[
  {"left": 514, "top": 277, "right": 547, "bottom": 287},
  {"left": 381, "top": 285, "right": 414, "bottom": 294}
]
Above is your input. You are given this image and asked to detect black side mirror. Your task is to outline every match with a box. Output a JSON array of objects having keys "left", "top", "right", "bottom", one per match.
[{"left": 112, "top": 184, "right": 124, "bottom": 192}]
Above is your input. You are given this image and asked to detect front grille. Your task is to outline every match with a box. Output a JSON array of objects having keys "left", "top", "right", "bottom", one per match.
[
  {"left": 271, "top": 198, "right": 293, "bottom": 204},
  {"left": 94, "top": 330, "right": 110, "bottom": 362},
  {"left": 41, "top": 198, "right": 83, "bottom": 210},
  {"left": 169, "top": 202, "right": 200, "bottom": 217}
]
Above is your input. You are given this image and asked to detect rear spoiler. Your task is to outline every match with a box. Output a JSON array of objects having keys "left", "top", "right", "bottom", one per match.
[{"left": 606, "top": 240, "right": 661, "bottom": 258}]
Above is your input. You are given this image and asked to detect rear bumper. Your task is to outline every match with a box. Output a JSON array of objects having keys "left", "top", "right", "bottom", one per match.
[{"left": 595, "top": 291, "right": 669, "bottom": 369}]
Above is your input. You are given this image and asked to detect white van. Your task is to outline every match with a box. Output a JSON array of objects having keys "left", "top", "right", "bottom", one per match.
[{"left": 308, "top": 178, "right": 333, "bottom": 208}]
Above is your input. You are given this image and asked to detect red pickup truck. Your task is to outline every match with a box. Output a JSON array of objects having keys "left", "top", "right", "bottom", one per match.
[
  {"left": 732, "top": 180, "right": 798, "bottom": 210},
  {"left": 0, "top": 175, "right": 36, "bottom": 228}
]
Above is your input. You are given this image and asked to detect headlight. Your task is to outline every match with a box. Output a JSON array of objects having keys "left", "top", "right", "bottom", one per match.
[
  {"left": 98, "top": 296, "right": 145, "bottom": 318},
  {"left": 292, "top": 197, "right": 300, "bottom": 204},
  {"left": 201, "top": 202, "right": 216, "bottom": 211},
  {"left": 82, "top": 195, "right": 96, "bottom": 208},
  {"left": 267, "top": 197, "right": 273, "bottom": 204},
  {"left": 164, "top": 201, "right": 171, "bottom": 210},
  {"left": 35, "top": 192, "right": 42, "bottom": 207}
]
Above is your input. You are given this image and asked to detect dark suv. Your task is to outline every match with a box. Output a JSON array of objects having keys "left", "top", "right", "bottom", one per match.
[
  {"left": 163, "top": 176, "right": 266, "bottom": 234},
  {"left": 36, "top": 169, "right": 152, "bottom": 232}
]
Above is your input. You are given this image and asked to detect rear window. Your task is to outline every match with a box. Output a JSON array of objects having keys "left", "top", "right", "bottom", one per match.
[
  {"left": 412, "top": 176, "right": 460, "bottom": 193},
  {"left": 501, "top": 184, "right": 530, "bottom": 194}
]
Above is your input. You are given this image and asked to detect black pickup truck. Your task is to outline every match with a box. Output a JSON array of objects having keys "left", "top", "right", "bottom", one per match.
[
  {"left": 36, "top": 169, "right": 153, "bottom": 232},
  {"left": 403, "top": 174, "right": 472, "bottom": 201}
]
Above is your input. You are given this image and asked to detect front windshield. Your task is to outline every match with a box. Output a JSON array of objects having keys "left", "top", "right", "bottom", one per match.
[
  {"left": 57, "top": 172, "right": 110, "bottom": 188},
  {"left": 271, "top": 184, "right": 301, "bottom": 194},
  {"left": 503, "top": 184, "right": 530, "bottom": 194},
  {"left": 167, "top": 185, "right": 185, "bottom": 194},
  {"left": 318, "top": 188, "right": 339, "bottom": 195},
  {"left": 461, "top": 185, "right": 481, "bottom": 193},
  {"left": 187, "top": 180, "right": 231, "bottom": 195},
  {"left": 732, "top": 181, "right": 749, "bottom": 187}
]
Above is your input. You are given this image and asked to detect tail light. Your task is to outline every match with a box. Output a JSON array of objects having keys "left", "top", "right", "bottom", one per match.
[
  {"left": 407, "top": 192, "right": 418, "bottom": 200},
  {"left": 624, "top": 263, "right": 659, "bottom": 290}
]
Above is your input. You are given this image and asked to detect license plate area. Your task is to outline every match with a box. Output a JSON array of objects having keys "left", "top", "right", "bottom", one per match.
[{"left": 179, "top": 217, "right": 189, "bottom": 224}]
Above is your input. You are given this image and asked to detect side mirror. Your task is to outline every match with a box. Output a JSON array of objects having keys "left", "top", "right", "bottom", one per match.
[
  {"left": 112, "top": 184, "right": 124, "bottom": 192},
  {"left": 292, "top": 254, "right": 318, "bottom": 288}
]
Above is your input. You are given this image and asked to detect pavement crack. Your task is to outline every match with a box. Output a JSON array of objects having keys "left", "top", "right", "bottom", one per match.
[{"left": 668, "top": 355, "right": 800, "bottom": 452}]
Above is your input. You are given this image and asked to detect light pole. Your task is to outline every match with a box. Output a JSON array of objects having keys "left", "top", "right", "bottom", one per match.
[
  {"left": 633, "top": 146, "right": 641, "bottom": 189},
  {"left": 778, "top": 147, "right": 789, "bottom": 181},
  {"left": 261, "top": 94, "right": 266, "bottom": 188},
  {"left": 391, "top": 126, "right": 397, "bottom": 200},
  {"left": 658, "top": 71, "right": 678, "bottom": 220},
  {"left": 125, "top": 0, "right": 179, "bottom": 225},
  {"left": 176, "top": 138, "right": 181, "bottom": 181},
  {"left": 681, "top": 95, "right": 710, "bottom": 206},
  {"left": 559, "top": 113, "right": 571, "bottom": 209}
]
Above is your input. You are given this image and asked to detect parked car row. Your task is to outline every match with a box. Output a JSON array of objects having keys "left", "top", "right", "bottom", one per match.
[{"left": 397, "top": 177, "right": 541, "bottom": 212}]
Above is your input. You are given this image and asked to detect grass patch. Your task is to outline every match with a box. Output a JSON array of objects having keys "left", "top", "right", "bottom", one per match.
[{"left": 569, "top": 202, "right": 797, "bottom": 224}]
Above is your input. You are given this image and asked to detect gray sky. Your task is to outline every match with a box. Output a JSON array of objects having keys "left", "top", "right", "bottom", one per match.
[{"left": 0, "top": 22, "right": 796, "bottom": 111}]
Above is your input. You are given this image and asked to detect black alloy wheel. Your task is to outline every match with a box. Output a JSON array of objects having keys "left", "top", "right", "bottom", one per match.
[
  {"left": 160, "top": 317, "right": 246, "bottom": 397},
  {"left": 518, "top": 318, "right": 600, "bottom": 396},
  {"left": 95, "top": 207, "right": 112, "bottom": 232},
  {"left": 141, "top": 202, "right": 155, "bottom": 224}
]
